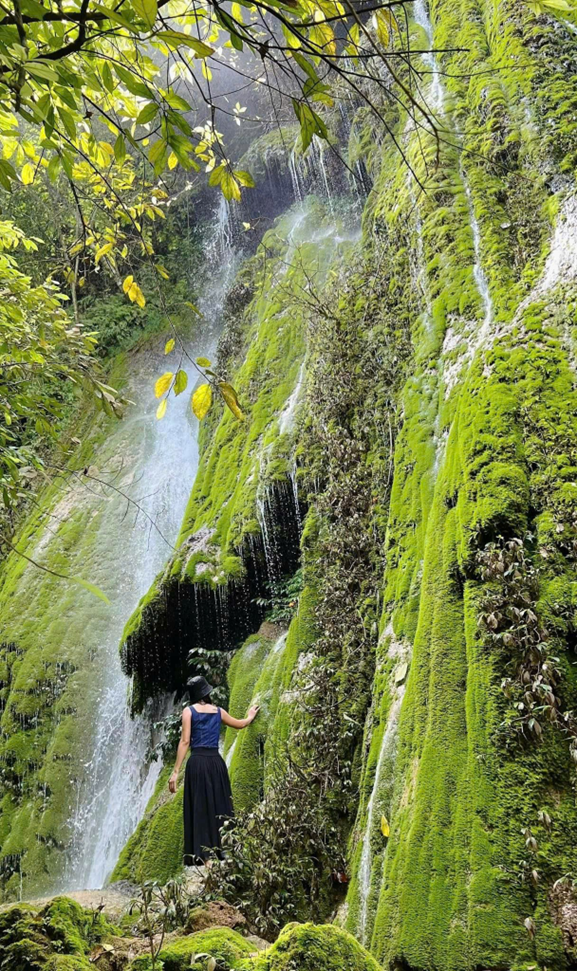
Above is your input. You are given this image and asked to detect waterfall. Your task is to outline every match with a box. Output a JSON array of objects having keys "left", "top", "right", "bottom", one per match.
[
  {"left": 410, "top": 0, "right": 493, "bottom": 349},
  {"left": 357, "top": 689, "right": 405, "bottom": 946},
  {"left": 463, "top": 179, "right": 493, "bottom": 339},
  {"left": 61, "top": 204, "right": 241, "bottom": 892},
  {"left": 289, "top": 147, "right": 304, "bottom": 203},
  {"left": 413, "top": 0, "right": 445, "bottom": 115},
  {"left": 288, "top": 136, "right": 341, "bottom": 208},
  {"left": 278, "top": 363, "right": 305, "bottom": 436}
]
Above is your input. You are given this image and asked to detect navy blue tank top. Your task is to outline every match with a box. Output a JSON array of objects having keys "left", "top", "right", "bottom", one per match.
[{"left": 190, "top": 706, "right": 221, "bottom": 749}]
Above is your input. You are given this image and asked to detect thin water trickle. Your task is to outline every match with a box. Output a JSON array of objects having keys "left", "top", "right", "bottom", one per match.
[
  {"left": 279, "top": 363, "right": 305, "bottom": 436},
  {"left": 463, "top": 178, "right": 493, "bottom": 339},
  {"left": 61, "top": 204, "right": 241, "bottom": 892},
  {"left": 413, "top": 0, "right": 445, "bottom": 114},
  {"left": 357, "top": 690, "right": 405, "bottom": 946},
  {"left": 289, "top": 148, "right": 304, "bottom": 203}
]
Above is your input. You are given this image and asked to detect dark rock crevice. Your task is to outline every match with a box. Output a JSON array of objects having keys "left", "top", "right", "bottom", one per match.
[{"left": 122, "top": 476, "right": 304, "bottom": 713}]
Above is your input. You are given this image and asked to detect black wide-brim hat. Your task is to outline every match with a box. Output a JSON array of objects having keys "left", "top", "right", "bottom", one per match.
[{"left": 187, "top": 675, "right": 214, "bottom": 703}]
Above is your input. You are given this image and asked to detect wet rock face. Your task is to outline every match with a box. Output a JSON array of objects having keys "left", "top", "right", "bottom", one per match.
[{"left": 549, "top": 883, "right": 577, "bottom": 962}]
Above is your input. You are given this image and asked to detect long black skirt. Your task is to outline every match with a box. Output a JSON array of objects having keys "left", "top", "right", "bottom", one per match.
[{"left": 183, "top": 748, "right": 234, "bottom": 864}]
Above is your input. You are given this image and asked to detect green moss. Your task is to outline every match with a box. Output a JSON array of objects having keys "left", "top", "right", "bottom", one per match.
[
  {"left": 158, "top": 927, "right": 255, "bottom": 971},
  {"left": 0, "top": 897, "right": 115, "bottom": 970},
  {"left": 251, "top": 923, "right": 382, "bottom": 971},
  {"left": 111, "top": 764, "right": 184, "bottom": 884}
]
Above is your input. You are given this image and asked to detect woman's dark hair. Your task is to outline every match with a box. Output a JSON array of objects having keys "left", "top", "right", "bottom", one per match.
[{"left": 200, "top": 694, "right": 212, "bottom": 704}]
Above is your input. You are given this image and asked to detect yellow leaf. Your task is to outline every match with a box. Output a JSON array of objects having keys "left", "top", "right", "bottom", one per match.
[
  {"left": 122, "top": 275, "right": 134, "bottom": 293},
  {"left": 219, "top": 381, "right": 244, "bottom": 420},
  {"left": 374, "top": 10, "right": 388, "bottom": 45},
  {"left": 165, "top": 338, "right": 175, "bottom": 354},
  {"left": 154, "top": 371, "right": 173, "bottom": 397},
  {"left": 381, "top": 815, "right": 390, "bottom": 838},
  {"left": 95, "top": 241, "right": 114, "bottom": 263},
  {"left": 168, "top": 151, "right": 178, "bottom": 170},
  {"left": 128, "top": 281, "right": 146, "bottom": 308},
  {"left": 156, "top": 397, "right": 167, "bottom": 420},
  {"left": 21, "top": 162, "right": 35, "bottom": 185},
  {"left": 192, "top": 383, "right": 212, "bottom": 420}
]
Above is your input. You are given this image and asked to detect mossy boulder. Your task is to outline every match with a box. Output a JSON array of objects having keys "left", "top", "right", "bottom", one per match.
[
  {"left": 158, "top": 927, "right": 255, "bottom": 970},
  {"left": 0, "top": 896, "right": 116, "bottom": 969},
  {"left": 251, "top": 923, "right": 382, "bottom": 971}
]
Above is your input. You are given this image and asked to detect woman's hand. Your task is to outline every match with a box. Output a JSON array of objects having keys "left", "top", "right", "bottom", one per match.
[
  {"left": 168, "top": 772, "right": 178, "bottom": 793},
  {"left": 247, "top": 705, "right": 260, "bottom": 723}
]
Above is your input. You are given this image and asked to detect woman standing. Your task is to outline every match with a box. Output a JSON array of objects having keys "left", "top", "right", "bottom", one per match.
[{"left": 169, "top": 675, "right": 259, "bottom": 865}]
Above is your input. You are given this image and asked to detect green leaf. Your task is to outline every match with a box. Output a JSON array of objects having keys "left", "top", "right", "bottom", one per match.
[
  {"left": 148, "top": 137, "right": 168, "bottom": 173},
  {"left": 71, "top": 576, "right": 111, "bottom": 604},
  {"left": 155, "top": 30, "right": 214, "bottom": 57},
  {"left": 292, "top": 51, "right": 320, "bottom": 83},
  {"left": 292, "top": 100, "right": 327, "bottom": 150},
  {"left": 27, "top": 60, "right": 59, "bottom": 82},
  {"left": 93, "top": 2, "right": 140, "bottom": 31},
  {"left": 114, "top": 63, "right": 152, "bottom": 98},
  {"left": 174, "top": 369, "right": 188, "bottom": 395},
  {"left": 131, "top": 0, "right": 158, "bottom": 28},
  {"left": 164, "top": 91, "right": 191, "bottom": 111},
  {"left": 208, "top": 163, "right": 225, "bottom": 186},
  {"left": 196, "top": 356, "right": 212, "bottom": 367},
  {"left": 114, "top": 133, "right": 126, "bottom": 163},
  {"left": 58, "top": 106, "right": 77, "bottom": 140},
  {"left": 54, "top": 84, "right": 78, "bottom": 110},
  {"left": 234, "top": 169, "right": 255, "bottom": 187},
  {"left": 221, "top": 169, "right": 241, "bottom": 202},
  {"left": 20, "top": 0, "right": 50, "bottom": 18},
  {"left": 101, "top": 62, "right": 114, "bottom": 92},
  {"left": 0, "top": 159, "right": 16, "bottom": 191},
  {"left": 136, "top": 101, "right": 159, "bottom": 125}
]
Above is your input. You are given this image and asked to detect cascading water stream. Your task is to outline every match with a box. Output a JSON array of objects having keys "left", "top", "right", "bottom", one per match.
[
  {"left": 61, "top": 205, "right": 241, "bottom": 892},
  {"left": 463, "top": 179, "right": 493, "bottom": 340},
  {"left": 413, "top": 0, "right": 445, "bottom": 114},
  {"left": 357, "top": 688, "right": 405, "bottom": 946},
  {"left": 412, "top": 0, "right": 494, "bottom": 339}
]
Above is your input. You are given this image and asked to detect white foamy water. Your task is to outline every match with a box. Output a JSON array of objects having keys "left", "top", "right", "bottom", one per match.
[
  {"left": 413, "top": 0, "right": 445, "bottom": 115},
  {"left": 357, "top": 690, "right": 405, "bottom": 946},
  {"left": 279, "top": 363, "right": 305, "bottom": 436}
]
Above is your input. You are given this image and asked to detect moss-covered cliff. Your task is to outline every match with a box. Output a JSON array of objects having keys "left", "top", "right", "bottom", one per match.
[
  {"left": 3, "top": 0, "right": 577, "bottom": 963},
  {"left": 118, "top": 0, "right": 577, "bottom": 966}
]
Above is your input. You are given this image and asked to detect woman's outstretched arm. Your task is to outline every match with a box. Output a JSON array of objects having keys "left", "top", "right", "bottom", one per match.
[
  {"left": 169, "top": 707, "right": 191, "bottom": 793},
  {"left": 221, "top": 705, "right": 260, "bottom": 730}
]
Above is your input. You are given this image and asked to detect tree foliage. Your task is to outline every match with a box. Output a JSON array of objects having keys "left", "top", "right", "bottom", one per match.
[{"left": 0, "top": 219, "right": 128, "bottom": 536}]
